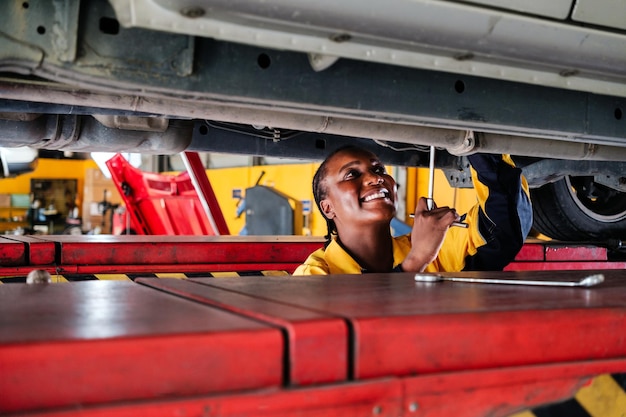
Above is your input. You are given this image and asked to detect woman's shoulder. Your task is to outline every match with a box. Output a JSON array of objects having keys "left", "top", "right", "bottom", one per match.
[{"left": 292, "top": 247, "right": 329, "bottom": 275}]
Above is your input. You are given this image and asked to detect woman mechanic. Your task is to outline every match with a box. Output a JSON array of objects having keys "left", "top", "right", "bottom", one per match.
[{"left": 293, "top": 145, "right": 533, "bottom": 275}]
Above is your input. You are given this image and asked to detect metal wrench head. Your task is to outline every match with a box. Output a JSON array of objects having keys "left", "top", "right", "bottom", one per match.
[
  {"left": 578, "top": 274, "right": 604, "bottom": 287},
  {"left": 414, "top": 273, "right": 443, "bottom": 282}
]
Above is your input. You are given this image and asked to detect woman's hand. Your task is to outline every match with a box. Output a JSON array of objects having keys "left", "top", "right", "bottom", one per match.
[{"left": 401, "top": 197, "right": 461, "bottom": 272}]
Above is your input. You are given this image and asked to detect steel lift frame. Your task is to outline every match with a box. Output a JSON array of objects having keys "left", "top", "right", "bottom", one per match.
[{"left": 1, "top": 263, "right": 626, "bottom": 417}]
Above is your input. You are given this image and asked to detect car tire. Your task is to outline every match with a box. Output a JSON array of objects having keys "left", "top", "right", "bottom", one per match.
[{"left": 531, "top": 176, "right": 626, "bottom": 241}]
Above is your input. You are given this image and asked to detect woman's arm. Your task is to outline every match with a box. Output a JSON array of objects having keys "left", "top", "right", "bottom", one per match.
[{"left": 435, "top": 154, "right": 533, "bottom": 271}]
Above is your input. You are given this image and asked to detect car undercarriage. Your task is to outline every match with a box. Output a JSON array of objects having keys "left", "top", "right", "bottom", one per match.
[{"left": 2, "top": 0, "right": 626, "bottom": 240}]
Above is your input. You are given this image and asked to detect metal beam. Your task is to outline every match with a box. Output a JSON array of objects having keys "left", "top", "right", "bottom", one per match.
[{"left": 0, "top": 0, "right": 625, "bottom": 146}]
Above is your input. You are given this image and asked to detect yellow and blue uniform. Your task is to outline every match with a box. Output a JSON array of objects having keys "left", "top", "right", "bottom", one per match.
[{"left": 293, "top": 154, "right": 532, "bottom": 275}]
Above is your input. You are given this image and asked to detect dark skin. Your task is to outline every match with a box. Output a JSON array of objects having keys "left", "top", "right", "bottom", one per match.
[{"left": 319, "top": 147, "right": 460, "bottom": 272}]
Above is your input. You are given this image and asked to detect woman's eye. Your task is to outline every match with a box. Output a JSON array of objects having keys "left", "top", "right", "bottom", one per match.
[
  {"left": 373, "top": 165, "right": 386, "bottom": 174},
  {"left": 345, "top": 169, "right": 360, "bottom": 179}
]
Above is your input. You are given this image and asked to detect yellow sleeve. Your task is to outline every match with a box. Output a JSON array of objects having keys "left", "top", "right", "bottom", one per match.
[{"left": 432, "top": 154, "right": 532, "bottom": 272}]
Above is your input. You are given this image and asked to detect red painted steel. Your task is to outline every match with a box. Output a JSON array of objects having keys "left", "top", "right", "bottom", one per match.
[
  {"left": 0, "top": 281, "right": 283, "bottom": 414},
  {"left": 354, "top": 307, "right": 626, "bottom": 378},
  {"left": 4, "top": 236, "right": 626, "bottom": 277},
  {"left": 512, "top": 242, "right": 546, "bottom": 261},
  {"left": 0, "top": 236, "right": 26, "bottom": 265},
  {"left": 5, "top": 237, "right": 626, "bottom": 415},
  {"left": 182, "top": 151, "right": 230, "bottom": 235},
  {"left": 2, "top": 234, "right": 56, "bottom": 265},
  {"left": 3, "top": 269, "right": 626, "bottom": 415},
  {"left": 506, "top": 261, "right": 626, "bottom": 270},
  {"left": 507, "top": 241, "right": 626, "bottom": 270},
  {"left": 41, "top": 235, "right": 324, "bottom": 267},
  {"left": 17, "top": 379, "right": 404, "bottom": 417},
  {"left": 105, "top": 153, "right": 225, "bottom": 235},
  {"left": 138, "top": 277, "right": 349, "bottom": 385},
  {"left": 65, "top": 262, "right": 302, "bottom": 274},
  {"left": 203, "top": 270, "right": 626, "bottom": 380},
  {"left": 0, "top": 265, "right": 52, "bottom": 277},
  {"left": 15, "top": 360, "right": 626, "bottom": 417},
  {"left": 399, "top": 360, "right": 626, "bottom": 417},
  {"left": 505, "top": 239, "right": 625, "bottom": 270},
  {"left": 545, "top": 245, "right": 608, "bottom": 261}
]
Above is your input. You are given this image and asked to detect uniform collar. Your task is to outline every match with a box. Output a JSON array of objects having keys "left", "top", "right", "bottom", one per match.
[{"left": 323, "top": 237, "right": 407, "bottom": 274}]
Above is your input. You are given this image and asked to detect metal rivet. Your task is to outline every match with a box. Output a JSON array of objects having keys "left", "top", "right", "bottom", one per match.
[
  {"left": 330, "top": 33, "right": 351, "bottom": 43},
  {"left": 409, "top": 402, "right": 419, "bottom": 412},
  {"left": 180, "top": 7, "right": 205, "bottom": 18},
  {"left": 453, "top": 52, "right": 474, "bottom": 61},
  {"left": 372, "top": 405, "right": 382, "bottom": 415}
]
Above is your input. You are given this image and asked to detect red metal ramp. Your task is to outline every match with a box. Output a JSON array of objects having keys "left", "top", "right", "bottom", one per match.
[
  {"left": 137, "top": 277, "right": 349, "bottom": 386},
  {"left": 1, "top": 272, "right": 625, "bottom": 416},
  {"left": 189, "top": 270, "right": 626, "bottom": 416},
  {"left": 105, "top": 152, "right": 228, "bottom": 235},
  {"left": 0, "top": 280, "right": 283, "bottom": 414}
]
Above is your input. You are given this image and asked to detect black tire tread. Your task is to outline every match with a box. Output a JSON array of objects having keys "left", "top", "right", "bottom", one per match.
[
  {"left": 531, "top": 180, "right": 587, "bottom": 241},
  {"left": 531, "top": 178, "right": 626, "bottom": 241}
]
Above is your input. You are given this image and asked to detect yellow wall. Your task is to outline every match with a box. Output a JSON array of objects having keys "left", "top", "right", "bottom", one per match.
[
  {"left": 207, "top": 163, "right": 325, "bottom": 236},
  {"left": 0, "top": 158, "right": 99, "bottom": 206}
]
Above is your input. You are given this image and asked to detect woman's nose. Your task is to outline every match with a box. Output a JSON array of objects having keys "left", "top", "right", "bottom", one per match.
[{"left": 366, "top": 172, "right": 384, "bottom": 184}]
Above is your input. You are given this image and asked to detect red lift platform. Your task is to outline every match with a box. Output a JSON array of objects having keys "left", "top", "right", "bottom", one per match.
[
  {"left": 1, "top": 236, "right": 626, "bottom": 416},
  {"left": 1, "top": 265, "right": 625, "bottom": 416},
  {"left": 2, "top": 235, "right": 626, "bottom": 277}
]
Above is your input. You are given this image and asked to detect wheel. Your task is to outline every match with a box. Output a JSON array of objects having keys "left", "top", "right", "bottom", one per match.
[{"left": 531, "top": 176, "right": 626, "bottom": 241}]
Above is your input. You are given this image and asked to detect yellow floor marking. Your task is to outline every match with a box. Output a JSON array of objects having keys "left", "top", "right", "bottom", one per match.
[
  {"left": 94, "top": 274, "right": 131, "bottom": 281},
  {"left": 507, "top": 411, "right": 536, "bottom": 417},
  {"left": 52, "top": 275, "right": 68, "bottom": 283},
  {"left": 211, "top": 272, "right": 241, "bottom": 278},
  {"left": 155, "top": 273, "right": 187, "bottom": 279},
  {"left": 576, "top": 374, "right": 626, "bottom": 417},
  {"left": 262, "top": 270, "right": 289, "bottom": 276}
]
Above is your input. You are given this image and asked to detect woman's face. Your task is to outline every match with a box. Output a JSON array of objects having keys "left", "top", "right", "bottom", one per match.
[{"left": 319, "top": 148, "right": 398, "bottom": 229}]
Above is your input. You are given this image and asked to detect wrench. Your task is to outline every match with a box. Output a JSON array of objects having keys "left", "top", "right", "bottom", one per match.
[
  {"left": 426, "top": 145, "right": 467, "bottom": 228},
  {"left": 414, "top": 273, "right": 605, "bottom": 287}
]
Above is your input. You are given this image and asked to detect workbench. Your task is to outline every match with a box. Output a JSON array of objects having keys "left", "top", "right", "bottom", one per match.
[{"left": 1, "top": 268, "right": 625, "bottom": 416}]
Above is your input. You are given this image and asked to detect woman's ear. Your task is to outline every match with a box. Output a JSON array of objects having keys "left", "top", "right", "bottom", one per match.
[{"left": 320, "top": 199, "right": 335, "bottom": 219}]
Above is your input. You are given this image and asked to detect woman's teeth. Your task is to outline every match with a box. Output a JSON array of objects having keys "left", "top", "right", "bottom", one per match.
[{"left": 362, "top": 191, "right": 388, "bottom": 202}]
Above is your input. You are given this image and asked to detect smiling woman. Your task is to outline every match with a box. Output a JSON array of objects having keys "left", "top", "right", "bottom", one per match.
[{"left": 292, "top": 145, "right": 533, "bottom": 275}]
